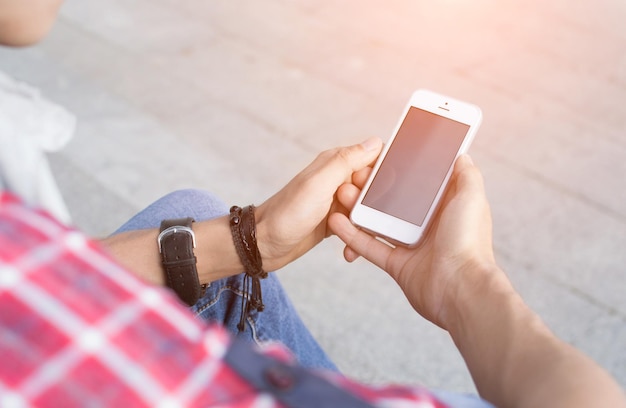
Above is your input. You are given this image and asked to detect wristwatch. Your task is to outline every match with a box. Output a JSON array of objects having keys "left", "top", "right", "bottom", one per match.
[{"left": 158, "top": 217, "right": 203, "bottom": 306}]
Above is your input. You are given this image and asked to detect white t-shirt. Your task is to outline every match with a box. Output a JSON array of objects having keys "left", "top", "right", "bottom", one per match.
[{"left": 0, "top": 70, "right": 75, "bottom": 223}]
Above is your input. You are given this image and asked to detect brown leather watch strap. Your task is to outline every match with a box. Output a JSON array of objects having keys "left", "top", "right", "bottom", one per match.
[{"left": 158, "top": 217, "right": 202, "bottom": 306}]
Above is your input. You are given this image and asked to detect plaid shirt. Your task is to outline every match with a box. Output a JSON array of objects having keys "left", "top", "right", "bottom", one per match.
[{"left": 0, "top": 192, "right": 447, "bottom": 407}]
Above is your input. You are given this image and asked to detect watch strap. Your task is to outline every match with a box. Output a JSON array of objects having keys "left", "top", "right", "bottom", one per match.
[{"left": 158, "top": 217, "right": 202, "bottom": 306}]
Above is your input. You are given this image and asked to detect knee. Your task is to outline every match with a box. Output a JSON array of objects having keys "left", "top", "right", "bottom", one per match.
[
  {"left": 162, "top": 188, "right": 217, "bottom": 203},
  {"left": 160, "top": 189, "right": 229, "bottom": 221}
]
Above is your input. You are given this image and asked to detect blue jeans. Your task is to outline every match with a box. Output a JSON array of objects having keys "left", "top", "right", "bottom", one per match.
[{"left": 113, "top": 189, "right": 338, "bottom": 371}]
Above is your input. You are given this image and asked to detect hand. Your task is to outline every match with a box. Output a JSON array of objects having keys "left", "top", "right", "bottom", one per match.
[
  {"left": 255, "top": 137, "right": 383, "bottom": 272},
  {"left": 328, "top": 155, "right": 500, "bottom": 329}
]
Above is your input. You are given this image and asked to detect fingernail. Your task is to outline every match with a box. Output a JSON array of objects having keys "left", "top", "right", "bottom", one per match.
[
  {"left": 361, "top": 137, "right": 380, "bottom": 152},
  {"left": 461, "top": 154, "right": 474, "bottom": 165}
]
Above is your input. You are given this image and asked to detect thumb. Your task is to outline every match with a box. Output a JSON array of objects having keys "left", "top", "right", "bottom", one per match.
[
  {"left": 288, "top": 137, "right": 383, "bottom": 207},
  {"left": 453, "top": 154, "right": 485, "bottom": 197},
  {"left": 320, "top": 137, "right": 383, "bottom": 184},
  {"left": 359, "top": 137, "right": 383, "bottom": 155}
]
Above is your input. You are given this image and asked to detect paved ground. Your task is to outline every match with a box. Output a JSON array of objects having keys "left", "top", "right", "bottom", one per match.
[{"left": 1, "top": 0, "right": 625, "bottom": 395}]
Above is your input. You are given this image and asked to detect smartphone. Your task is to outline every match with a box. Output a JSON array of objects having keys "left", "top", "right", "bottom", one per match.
[{"left": 350, "top": 89, "right": 482, "bottom": 247}]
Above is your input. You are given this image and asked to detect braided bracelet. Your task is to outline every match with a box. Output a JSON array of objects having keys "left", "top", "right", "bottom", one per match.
[{"left": 229, "top": 205, "right": 267, "bottom": 332}]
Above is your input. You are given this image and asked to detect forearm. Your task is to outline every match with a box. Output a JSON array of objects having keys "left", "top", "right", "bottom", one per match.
[
  {"left": 100, "top": 215, "right": 244, "bottom": 286},
  {"left": 449, "top": 267, "right": 626, "bottom": 408}
]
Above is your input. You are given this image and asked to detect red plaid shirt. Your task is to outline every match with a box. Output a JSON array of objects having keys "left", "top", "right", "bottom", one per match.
[{"left": 0, "top": 192, "right": 447, "bottom": 407}]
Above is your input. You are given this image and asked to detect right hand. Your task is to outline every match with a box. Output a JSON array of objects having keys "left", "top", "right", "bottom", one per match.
[
  {"left": 328, "top": 155, "right": 502, "bottom": 330},
  {"left": 331, "top": 156, "right": 626, "bottom": 408}
]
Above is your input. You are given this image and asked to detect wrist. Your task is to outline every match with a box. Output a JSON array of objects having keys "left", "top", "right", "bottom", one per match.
[
  {"left": 442, "top": 262, "right": 514, "bottom": 335},
  {"left": 252, "top": 203, "right": 283, "bottom": 273},
  {"left": 194, "top": 216, "right": 246, "bottom": 284}
]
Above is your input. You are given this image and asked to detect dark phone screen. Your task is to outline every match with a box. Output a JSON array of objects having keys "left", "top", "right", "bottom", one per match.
[{"left": 362, "top": 107, "right": 470, "bottom": 226}]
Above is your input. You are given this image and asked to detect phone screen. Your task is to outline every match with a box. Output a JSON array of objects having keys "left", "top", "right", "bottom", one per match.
[{"left": 362, "top": 107, "right": 470, "bottom": 226}]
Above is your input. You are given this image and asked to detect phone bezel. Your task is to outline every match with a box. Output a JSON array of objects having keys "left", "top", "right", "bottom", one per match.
[{"left": 350, "top": 89, "right": 482, "bottom": 247}]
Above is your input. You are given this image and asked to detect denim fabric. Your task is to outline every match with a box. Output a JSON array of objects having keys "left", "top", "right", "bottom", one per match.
[{"left": 113, "top": 189, "right": 337, "bottom": 371}]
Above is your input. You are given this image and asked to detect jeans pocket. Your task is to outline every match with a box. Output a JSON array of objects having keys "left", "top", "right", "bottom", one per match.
[{"left": 193, "top": 274, "right": 262, "bottom": 344}]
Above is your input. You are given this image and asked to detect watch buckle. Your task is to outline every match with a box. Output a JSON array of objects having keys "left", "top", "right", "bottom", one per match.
[{"left": 157, "top": 226, "right": 196, "bottom": 253}]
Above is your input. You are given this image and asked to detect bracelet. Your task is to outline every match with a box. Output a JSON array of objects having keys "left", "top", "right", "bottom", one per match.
[{"left": 229, "top": 205, "right": 267, "bottom": 332}]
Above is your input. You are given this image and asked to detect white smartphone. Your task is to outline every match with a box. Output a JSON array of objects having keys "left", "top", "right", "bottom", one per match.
[{"left": 350, "top": 89, "right": 482, "bottom": 247}]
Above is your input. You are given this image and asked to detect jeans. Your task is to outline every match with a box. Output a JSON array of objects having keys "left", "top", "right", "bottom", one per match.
[{"left": 113, "top": 189, "right": 337, "bottom": 371}]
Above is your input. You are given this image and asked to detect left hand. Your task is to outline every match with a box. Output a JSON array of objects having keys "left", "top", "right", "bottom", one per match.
[
  {"left": 255, "top": 137, "right": 382, "bottom": 271},
  {"left": 328, "top": 155, "right": 497, "bottom": 329}
]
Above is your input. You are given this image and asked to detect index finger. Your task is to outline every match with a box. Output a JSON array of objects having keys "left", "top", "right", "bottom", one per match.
[{"left": 327, "top": 212, "right": 393, "bottom": 270}]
